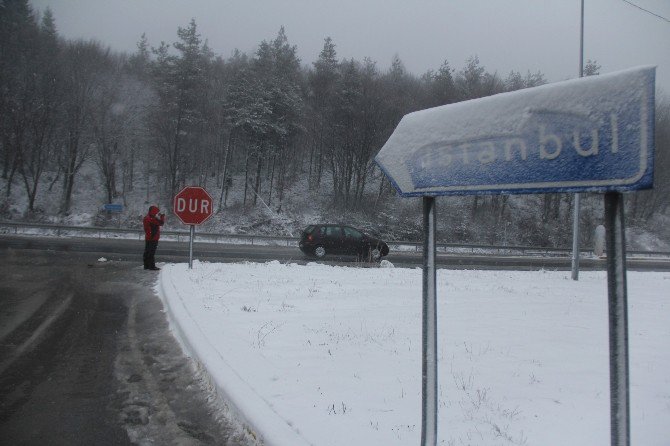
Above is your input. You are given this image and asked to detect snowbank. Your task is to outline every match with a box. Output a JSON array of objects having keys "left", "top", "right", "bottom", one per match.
[{"left": 157, "top": 261, "right": 670, "bottom": 445}]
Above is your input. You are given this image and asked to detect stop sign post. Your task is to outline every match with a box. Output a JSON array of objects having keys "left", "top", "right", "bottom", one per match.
[{"left": 173, "top": 186, "right": 214, "bottom": 268}]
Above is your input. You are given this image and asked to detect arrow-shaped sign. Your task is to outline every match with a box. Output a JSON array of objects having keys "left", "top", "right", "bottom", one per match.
[{"left": 375, "top": 66, "right": 655, "bottom": 196}]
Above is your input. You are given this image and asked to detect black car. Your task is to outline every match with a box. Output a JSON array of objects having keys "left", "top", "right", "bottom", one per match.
[{"left": 299, "top": 224, "right": 390, "bottom": 261}]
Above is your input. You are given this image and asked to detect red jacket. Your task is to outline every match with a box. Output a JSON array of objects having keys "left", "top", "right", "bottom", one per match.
[{"left": 143, "top": 206, "right": 165, "bottom": 241}]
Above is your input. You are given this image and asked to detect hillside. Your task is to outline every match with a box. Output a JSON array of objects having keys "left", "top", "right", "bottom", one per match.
[{"left": 2, "top": 158, "right": 669, "bottom": 252}]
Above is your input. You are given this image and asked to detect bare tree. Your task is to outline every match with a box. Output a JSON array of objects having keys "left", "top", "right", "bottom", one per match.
[
  {"left": 90, "top": 55, "right": 151, "bottom": 205},
  {"left": 57, "top": 40, "right": 112, "bottom": 214},
  {"left": 18, "top": 9, "right": 62, "bottom": 212}
]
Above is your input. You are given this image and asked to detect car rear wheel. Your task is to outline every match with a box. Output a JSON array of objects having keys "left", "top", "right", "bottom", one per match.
[{"left": 314, "top": 246, "right": 326, "bottom": 258}]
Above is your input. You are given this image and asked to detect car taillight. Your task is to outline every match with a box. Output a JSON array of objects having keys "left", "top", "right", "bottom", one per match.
[{"left": 307, "top": 234, "right": 313, "bottom": 241}]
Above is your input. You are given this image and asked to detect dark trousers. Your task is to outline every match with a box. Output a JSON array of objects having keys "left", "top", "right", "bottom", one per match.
[{"left": 143, "top": 240, "right": 158, "bottom": 269}]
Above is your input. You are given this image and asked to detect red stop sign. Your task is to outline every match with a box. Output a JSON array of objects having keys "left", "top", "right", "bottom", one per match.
[{"left": 173, "top": 186, "right": 214, "bottom": 225}]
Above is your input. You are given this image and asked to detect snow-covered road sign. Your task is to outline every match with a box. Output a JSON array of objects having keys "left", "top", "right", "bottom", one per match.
[{"left": 375, "top": 66, "right": 655, "bottom": 197}]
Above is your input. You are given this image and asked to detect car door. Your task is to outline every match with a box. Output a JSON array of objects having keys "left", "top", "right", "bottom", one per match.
[
  {"left": 325, "top": 225, "right": 344, "bottom": 254},
  {"left": 342, "top": 226, "right": 365, "bottom": 255},
  {"left": 311, "top": 225, "right": 326, "bottom": 248}
]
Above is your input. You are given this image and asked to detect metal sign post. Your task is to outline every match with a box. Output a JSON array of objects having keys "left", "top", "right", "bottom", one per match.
[
  {"left": 604, "top": 192, "right": 630, "bottom": 446},
  {"left": 571, "top": 0, "right": 585, "bottom": 282},
  {"left": 189, "top": 225, "right": 195, "bottom": 269},
  {"left": 571, "top": 192, "right": 581, "bottom": 280},
  {"left": 421, "top": 197, "right": 438, "bottom": 446}
]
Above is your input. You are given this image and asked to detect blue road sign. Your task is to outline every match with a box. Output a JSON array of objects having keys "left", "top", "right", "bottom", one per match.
[
  {"left": 375, "top": 66, "right": 655, "bottom": 197},
  {"left": 103, "top": 203, "right": 123, "bottom": 213}
]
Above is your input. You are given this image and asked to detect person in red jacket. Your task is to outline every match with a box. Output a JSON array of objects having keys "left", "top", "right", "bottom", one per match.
[{"left": 143, "top": 205, "right": 165, "bottom": 270}]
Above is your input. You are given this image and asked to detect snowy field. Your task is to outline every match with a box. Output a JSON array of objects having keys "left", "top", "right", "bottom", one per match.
[{"left": 157, "top": 261, "right": 670, "bottom": 446}]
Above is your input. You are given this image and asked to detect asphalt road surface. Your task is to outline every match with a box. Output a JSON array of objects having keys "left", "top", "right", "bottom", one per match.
[
  {"left": 0, "top": 234, "right": 668, "bottom": 271},
  {"left": 0, "top": 247, "right": 251, "bottom": 446}
]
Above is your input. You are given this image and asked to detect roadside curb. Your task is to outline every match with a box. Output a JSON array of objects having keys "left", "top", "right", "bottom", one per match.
[{"left": 156, "top": 265, "right": 314, "bottom": 446}]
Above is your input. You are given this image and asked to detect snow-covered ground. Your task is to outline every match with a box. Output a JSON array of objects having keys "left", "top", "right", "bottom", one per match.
[{"left": 157, "top": 260, "right": 670, "bottom": 446}]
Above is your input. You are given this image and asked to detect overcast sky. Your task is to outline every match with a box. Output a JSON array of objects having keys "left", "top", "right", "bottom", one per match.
[{"left": 29, "top": 0, "right": 670, "bottom": 93}]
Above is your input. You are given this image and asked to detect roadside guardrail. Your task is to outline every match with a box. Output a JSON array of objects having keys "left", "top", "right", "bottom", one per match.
[{"left": 1, "top": 220, "right": 669, "bottom": 259}]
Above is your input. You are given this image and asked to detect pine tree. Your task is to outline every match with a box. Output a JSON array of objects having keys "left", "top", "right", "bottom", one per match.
[
  {"left": 308, "top": 37, "right": 339, "bottom": 188},
  {"left": 0, "top": 0, "right": 38, "bottom": 187},
  {"left": 584, "top": 59, "right": 601, "bottom": 76},
  {"left": 148, "top": 19, "right": 213, "bottom": 196},
  {"left": 243, "top": 27, "right": 304, "bottom": 207}
]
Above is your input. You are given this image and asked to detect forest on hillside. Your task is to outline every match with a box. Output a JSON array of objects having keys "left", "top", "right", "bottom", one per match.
[{"left": 1, "top": 1, "right": 669, "bottom": 248}]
